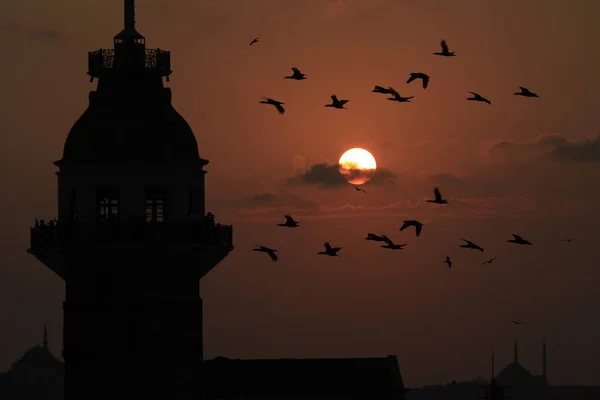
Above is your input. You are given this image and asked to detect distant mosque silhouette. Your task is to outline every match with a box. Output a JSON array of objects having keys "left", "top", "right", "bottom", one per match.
[
  {"left": 492, "top": 340, "right": 549, "bottom": 392},
  {"left": 22, "top": 1, "right": 407, "bottom": 399},
  {"left": 0, "top": 327, "right": 64, "bottom": 399},
  {"left": 407, "top": 340, "right": 600, "bottom": 400}
]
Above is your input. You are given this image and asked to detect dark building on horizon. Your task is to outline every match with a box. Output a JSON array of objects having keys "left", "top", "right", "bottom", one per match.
[
  {"left": 492, "top": 340, "right": 549, "bottom": 398},
  {"left": 406, "top": 340, "right": 600, "bottom": 400},
  {"left": 24, "top": 1, "right": 407, "bottom": 399},
  {"left": 0, "top": 327, "right": 64, "bottom": 400}
]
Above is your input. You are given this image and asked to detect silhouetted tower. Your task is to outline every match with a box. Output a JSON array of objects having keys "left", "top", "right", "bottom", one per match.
[
  {"left": 542, "top": 340, "right": 547, "bottom": 381},
  {"left": 28, "top": 1, "right": 234, "bottom": 399}
]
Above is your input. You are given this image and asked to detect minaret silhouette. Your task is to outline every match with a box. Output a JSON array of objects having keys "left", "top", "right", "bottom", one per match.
[
  {"left": 513, "top": 340, "right": 518, "bottom": 363},
  {"left": 43, "top": 325, "right": 48, "bottom": 349},
  {"left": 491, "top": 348, "right": 495, "bottom": 380},
  {"left": 27, "top": 1, "right": 234, "bottom": 399},
  {"left": 480, "top": 348, "right": 512, "bottom": 400},
  {"left": 542, "top": 340, "right": 547, "bottom": 380}
]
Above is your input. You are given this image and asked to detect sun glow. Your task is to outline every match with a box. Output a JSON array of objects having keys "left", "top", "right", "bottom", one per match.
[{"left": 338, "top": 148, "right": 377, "bottom": 185}]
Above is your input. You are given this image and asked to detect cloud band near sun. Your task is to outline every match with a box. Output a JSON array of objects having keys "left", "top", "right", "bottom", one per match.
[
  {"left": 285, "top": 162, "right": 395, "bottom": 188},
  {"left": 489, "top": 134, "right": 600, "bottom": 162}
]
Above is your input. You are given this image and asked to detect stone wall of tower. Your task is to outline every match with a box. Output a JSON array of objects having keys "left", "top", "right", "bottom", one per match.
[{"left": 62, "top": 246, "right": 206, "bottom": 400}]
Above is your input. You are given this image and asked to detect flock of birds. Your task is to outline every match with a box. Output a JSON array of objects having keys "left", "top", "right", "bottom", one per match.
[
  {"left": 252, "top": 202, "right": 576, "bottom": 267},
  {"left": 252, "top": 39, "right": 540, "bottom": 114},
  {"left": 247, "top": 37, "right": 577, "bottom": 325}
]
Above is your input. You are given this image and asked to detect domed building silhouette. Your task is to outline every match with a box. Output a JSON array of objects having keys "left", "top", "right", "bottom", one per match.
[
  {"left": 493, "top": 340, "right": 550, "bottom": 399},
  {"left": 0, "top": 327, "right": 64, "bottom": 400},
  {"left": 28, "top": 0, "right": 234, "bottom": 398},
  {"left": 406, "top": 340, "right": 600, "bottom": 400}
]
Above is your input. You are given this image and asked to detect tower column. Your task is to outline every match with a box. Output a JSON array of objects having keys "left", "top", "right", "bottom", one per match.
[{"left": 124, "top": 0, "right": 135, "bottom": 30}]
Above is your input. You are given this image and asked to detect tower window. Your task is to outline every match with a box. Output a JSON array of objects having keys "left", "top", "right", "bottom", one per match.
[
  {"left": 97, "top": 187, "right": 120, "bottom": 223},
  {"left": 146, "top": 187, "right": 167, "bottom": 223}
]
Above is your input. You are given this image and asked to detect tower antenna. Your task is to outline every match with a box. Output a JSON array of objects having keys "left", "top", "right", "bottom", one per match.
[{"left": 125, "top": 0, "right": 135, "bottom": 31}]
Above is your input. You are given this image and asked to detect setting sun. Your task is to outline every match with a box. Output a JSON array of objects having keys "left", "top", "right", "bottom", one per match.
[{"left": 338, "top": 148, "right": 377, "bottom": 185}]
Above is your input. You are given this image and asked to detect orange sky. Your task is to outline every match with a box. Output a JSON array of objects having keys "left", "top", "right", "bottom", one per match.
[{"left": 1, "top": 0, "right": 600, "bottom": 387}]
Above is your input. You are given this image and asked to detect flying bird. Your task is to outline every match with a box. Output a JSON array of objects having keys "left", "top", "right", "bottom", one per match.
[
  {"left": 433, "top": 40, "right": 456, "bottom": 57},
  {"left": 249, "top": 37, "right": 259, "bottom": 46},
  {"left": 277, "top": 215, "right": 299, "bottom": 228},
  {"left": 325, "top": 95, "right": 349, "bottom": 109},
  {"left": 514, "top": 86, "right": 539, "bottom": 98},
  {"left": 400, "top": 220, "right": 423, "bottom": 237},
  {"left": 259, "top": 97, "right": 285, "bottom": 114},
  {"left": 467, "top": 91, "right": 491, "bottom": 104},
  {"left": 372, "top": 85, "right": 393, "bottom": 94},
  {"left": 427, "top": 187, "right": 449, "bottom": 204},
  {"left": 480, "top": 257, "right": 497, "bottom": 265},
  {"left": 387, "top": 87, "right": 413, "bottom": 102},
  {"left": 252, "top": 245, "right": 278, "bottom": 261},
  {"left": 318, "top": 242, "right": 342, "bottom": 257},
  {"left": 381, "top": 235, "right": 407, "bottom": 250},
  {"left": 284, "top": 67, "right": 306, "bottom": 80},
  {"left": 507, "top": 234, "right": 532, "bottom": 245},
  {"left": 508, "top": 320, "right": 527, "bottom": 325},
  {"left": 444, "top": 256, "right": 452, "bottom": 268},
  {"left": 407, "top": 73, "right": 430, "bottom": 89},
  {"left": 560, "top": 238, "right": 578, "bottom": 243},
  {"left": 365, "top": 233, "right": 386, "bottom": 241},
  {"left": 460, "top": 239, "right": 484, "bottom": 252},
  {"left": 354, "top": 186, "right": 367, "bottom": 194}
]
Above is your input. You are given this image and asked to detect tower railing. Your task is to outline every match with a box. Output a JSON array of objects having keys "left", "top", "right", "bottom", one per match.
[
  {"left": 29, "top": 215, "right": 232, "bottom": 251},
  {"left": 88, "top": 48, "right": 171, "bottom": 77}
]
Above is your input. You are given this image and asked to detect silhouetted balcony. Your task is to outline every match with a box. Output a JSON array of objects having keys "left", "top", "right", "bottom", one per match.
[
  {"left": 28, "top": 215, "right": 233, "bottom": 253},
  {"left": 88, "top": 48, "right": 171, "bottom": 77}
]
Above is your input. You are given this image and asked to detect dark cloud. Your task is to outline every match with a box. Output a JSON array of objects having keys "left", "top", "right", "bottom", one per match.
[
  {"left": 235, "top": 191, "right": 318, "bottom": 220},
  {"left": 252, "top": 192, "right": 277, "bottom": 202},
  {"left": 238, "top": 193, "right": 546, "bottom": 222},
  {"left": 0, "top": 21, "right": 61, "bottom": 40},
  {"left": 285, "top": 162, "right": 395, "bottom": 188},
  {"left": 247, "top": 191, "right": 317, "bottom": 210},
  {"left": 489, "top": 134, "right": 600, "bottom": 163},
  {"left": 428, "top": 173, "right": 465, "bottom": 187},
  {"left": 548, "top": 135, "right": 600, "bottom": 162}
]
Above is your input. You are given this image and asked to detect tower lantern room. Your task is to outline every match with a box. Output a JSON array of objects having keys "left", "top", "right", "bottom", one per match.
[
  {"left": 87, "top": 0, "right": 171, "bottom": 87},
  {"left": 113, "top": 0, "right": 146, "bottom": 70},
  {"left": 28, "top": 1, "right": 233, "bottom": 399}
]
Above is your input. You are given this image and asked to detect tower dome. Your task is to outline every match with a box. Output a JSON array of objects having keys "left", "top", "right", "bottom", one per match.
[
  {"left": 55, "top": 0, "right": 204, "bottom": 165},
  {"left": 60, "top": 99, "right": 202, "bottom": 163}
]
